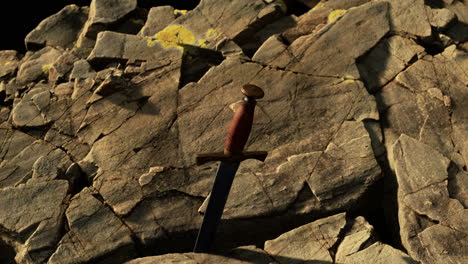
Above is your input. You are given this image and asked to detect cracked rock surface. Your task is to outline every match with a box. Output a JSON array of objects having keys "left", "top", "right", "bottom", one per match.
[{"left": 0, "top": 0, "right": 466, "bottom": 263}]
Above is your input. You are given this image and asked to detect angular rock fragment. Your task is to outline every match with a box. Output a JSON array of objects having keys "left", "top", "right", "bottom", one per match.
[
  {"left": 48, "top": 188, "right": 136, "bottom": 264},
  {"left": 76, "top": 0, "right": 138, "bottom": 49},
  {"left": 378, "top": 0, "right": 432, "bottom": 37},
  {"left": 426, "top": 6, "right": 456, "bottom": 29},
  {"left": 16, "top": 47, "right": 62, "bottom": 84},
  {"left": 47, "top": 52, "right": 80, "bottom": 83},
  {"left": 357, "top": 36, "right": 424, "bottom": 92},
  {"left": 25, "top": 5, "right": 89, "bottom": 50},
  {"left": 29, "top": 148, "right": 73, "bottom": 183},
  {"left": 0, "top": 50, "right": 21, "bottom": 80},
  {"left": 138, "top": 6, "right": 176, "bottom": 37},
  {"left": 378, "top": 46, "right": 467, "bottom": 167},
  {"left": 264, "top": 213, "right": 347, "bottom": 263},
  {"left": 11, "top": 86, "right": 52, "bottom": 127},
  {"left": 269, "top": 1, "right": 390, "bottom": 77},
  {"left": 390, "top": 134, "right": 468, "bottom": 264},
  {"left": 69, "top": 59, "right": 95, "bottom": 80},
  {"left": 0, "top": 180, "right": 69, "bottom": 264},
  {"left": 87, "top": 31, "right": 183, "bottom": 65},
  {"left": 341, "top": 242, "right": 419, "bottom": 264},
  {"left": 0, "top": 139, "right": 54, "bottom": 188}
]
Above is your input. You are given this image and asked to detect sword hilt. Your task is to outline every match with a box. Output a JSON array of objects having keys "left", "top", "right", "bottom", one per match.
[{"left": 224, "top": 84, "right": 264, "bottom": 156}]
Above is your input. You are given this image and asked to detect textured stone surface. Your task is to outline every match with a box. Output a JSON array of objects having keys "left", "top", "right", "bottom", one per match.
[
  {"left": 138, "top": 6, "right": 176, "bottom": 37},
  {"left": 16, "top": 47, "right": 62, "bottom": 84},
  {"left": 0, "top": 180, "right": 69, "bottom": 264},
  {"left": 76, "top": 0, "right": 138, "bottom": 49},
  {"left": 340, "top": 242, "right": 419, "bottom": 264},
  {"left": 264, "top": 213, "right": 347, "bottom": 263},
  {"left": 0, "top": 50, "right": 21, "bottom": 80},
  {"left": 391, "top": 135, "right": 468, "bottom": 264},
  {"left": 48, "top": 187, "right": 136, "bottom": 264},
  {"left": 25, "top": 5, "right": 89, "bottom": 50},
  {"left": 379, "top": 0, "right": 432, "bottom": 37},
  {"left": 0, "top": 0, "right": 466, "bottom": 263},
  {"left": 357, "top": 36, "right": 424, "bottom": 92}
]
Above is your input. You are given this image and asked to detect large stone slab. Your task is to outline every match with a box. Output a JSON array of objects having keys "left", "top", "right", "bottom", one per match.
[
  {"left": 357, "top": 35, "right": 424, "bottom": 92},
  {"left": 377, "top": 0, "right": 432, "bottom": 37},
  {"left": 0, "top": 139, "right": 54, "bottom": 188},
  {"left": 48, "top": 187, "right": 136, "bottom": 264},
  {"left": 264, "top": 1, "right": 390, "bottom": 78},
  {"left": 25, "top": 5, "right": 89, "bottom": 50},
  {"left": 76, "top": 0, "right": 138, "bottom": 49},
  {"left": 378, "top": 45, "right": 467, "bottom": 168},
  {"left": 138, "top": 6, "right": 176, "bottom": 37},
  {"left": 0, "top": 180, "right": 69, "bottom": 264},
  {"left": 264, "top": 213, "right": 347, "bottom": 263},
  {"left": 390, "top": 134, "right": 468, "bottom": 264}
]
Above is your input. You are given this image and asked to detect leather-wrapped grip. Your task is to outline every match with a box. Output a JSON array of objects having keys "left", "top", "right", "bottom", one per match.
[{"left": 224, "top": 102, "right": 255, "bottom": 155}]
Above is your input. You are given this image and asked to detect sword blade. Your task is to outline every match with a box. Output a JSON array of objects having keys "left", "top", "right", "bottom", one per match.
[{"left": 193, "top": 160, "right": 240, "bottom": 253}]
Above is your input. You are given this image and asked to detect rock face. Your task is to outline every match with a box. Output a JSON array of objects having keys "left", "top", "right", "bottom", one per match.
[
  {"left": 0, "top": 0, "right": 466, "bottom": 263},
  {"left": 390, "top": 135, "right": 467, "bottom": 264}
]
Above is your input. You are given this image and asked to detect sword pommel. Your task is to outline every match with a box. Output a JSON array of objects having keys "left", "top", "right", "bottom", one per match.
[{"left": 224, "top": 84, "right": 264, "bottom": 156}]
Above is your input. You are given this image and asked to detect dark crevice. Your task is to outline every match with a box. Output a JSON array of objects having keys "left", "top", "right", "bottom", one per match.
[
  {"left": 179, "top": 46, "right": 225, "bottom": 88},
  {"left": 415, "top": 36, "right": 445, "bottom": 55},
  {"left": 424, "top": 0, "right": 446, "bottom": 8},
  {"left": 0, "top": 238, "right": 16, "bottom": 264},
  {"left": 284, "top": 0, "right": 315, "bottom": 16}
]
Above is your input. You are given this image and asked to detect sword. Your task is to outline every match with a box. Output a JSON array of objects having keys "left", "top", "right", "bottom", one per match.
[{"left": 193, "top": 84, "right": 268, "bottom": 253}]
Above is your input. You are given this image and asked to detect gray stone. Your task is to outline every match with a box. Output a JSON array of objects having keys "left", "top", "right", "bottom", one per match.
[
  {"left": 390, "top": 134, "right": 468, "bottom": 264},
  {"left": 0, "top": 140, "right": 54, "bottom": 188},
  {"left": 76, "top": 0, "right": 138, "bottom": 49},
  {"left": 138, "top": 6, "right": 176, "bottom": 37},
  {"left": 11, "top": 87, "right": 52, "bottom": 128},
  {"left": 341, "top": 242, "right": 419, "bottom": 264},
  {"left": 87, "top": 31, "right": 184, "bottom": 64},
  {"left": 0, "top": 180, "right": 69, "bottom": 264},
  {"left": 69, "top": 59, "right": 95, "bottom": 81},
  {"left": 48, "top": 52, "right": 80, "bottom": 83},
  {"left": 377, "top": 46, "right": 467, "bottom": 168},
  {"left": 335, "top": 216, "right": 376, "bottom": 262},
  {"left": 0, "top": 50, "right": 21, "bottom": 80},
  {"left": 48, "top": 187, "right": 136, "bottom": 264},
  {"left": 427, "top": 6, "right": 456, "bottom": 29},
  {"left": 29, "top": 149, "right": 73, "bottom": 183},
  {"left": 377, "top": 0, "right": 432, "bottom": 37},
  {"left": 264, "top": 213, "right": 347, "bottom": 263},
  {"left": 271, "top": 1, "right": 391, "bottom": 78},
  {"left": 25, "top": 5, "right": 89, "bottom": 50},
  {"left": 16, "top": 47, "right": 63, "bottom": 84},
  {"left": 357, "top": 36, "right": 424, "bottom": 92}
]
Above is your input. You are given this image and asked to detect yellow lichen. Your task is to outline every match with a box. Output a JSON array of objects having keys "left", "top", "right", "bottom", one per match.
[
  {"left": 328, "top": 9, "right": 347, "bottom": 24},
  {"left": 174, "top": 9, "right": 188, "bottom": 16},
  {"left": 42, "top": 64, "right": 53, "bottom": 74},
  {"left": 131, "top": 19, "right": 145, "bottom": 26},
  {"left": 312, "top": 2, "right": 325, "bottom": 11},
  {"left": 3, "top": 61, "right": 11, "bottom": 66},
  {"left": 147, "top": 25, "right": 196, "bottom": 49},
  {"left": 197, "top": 39, "right": 209, "bottom": 48},
  {"left": 205, "top": 29, "right": 220, "bottom": 39}
]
